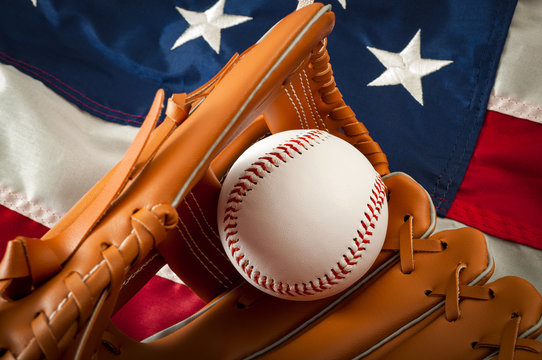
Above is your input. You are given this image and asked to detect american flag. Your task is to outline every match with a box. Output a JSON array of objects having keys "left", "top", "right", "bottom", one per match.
[{"left": 0, "top": 0, "right": 540, "bottom": 341}]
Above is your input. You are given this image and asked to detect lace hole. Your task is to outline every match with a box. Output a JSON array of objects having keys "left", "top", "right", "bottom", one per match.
[
  {"left": 102, "top": 340, "right": 121, "bottom": 355},
  {"left": 403, "top": 215, "right": 411, "bottom": 222},
  {"left": 441, "top": 241, "right": 448, "bottom": 250},
  {"left": 471, "top": 342, "right": 478, "bottom": 349},
  {"left": 236, "top": 303, "right": 246, "bottom": 310},
  {"left": 424, "top": 290, "right": 432, "bottom": 296},
  {"left": 489, "top": 289, "right": 495, "bottom": 298}
]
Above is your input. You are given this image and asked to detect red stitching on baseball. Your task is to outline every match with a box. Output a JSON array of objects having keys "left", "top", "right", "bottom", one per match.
[
  {"left": 274, "top": 148, "right": 292, "bottom": 159},
  {"left": 240, "top": 175, "right": 258, "bottom": 184},
  {"left": 286, "top": 287, "right": 295, "bottom": 297},
  {"left": 291, "top": 139, "right": 308, "bottom": 150},
  {"left": 253, "top": 161, "right": 270, "bottom": 173},
  {"left": 223, "top": 130, "right": 386, "bottom": 297},
  {"left": 349, "top": 247, "right": 362, "bottom": 259},
  {"left": 223, "top": 223, "right": 237, "bottom": 231},
  {"left": 332, "top": 268, "right": 345, "bottom": 279},
  {"left": 260, "top": 155, "right": 279, "bottom": 166},
  {"left": 325, "top": 274, "right": 337, "bottom": 285},
  {"left": 223, "top": 214, "right": 236, "bottom": 222},
  {"left": 230, "top": 188, "right": 244, "bottom": 197},
  {"left": 226, "top": 197, "right": 242, "bottom": 204},
  {"left": 344, "top": 255, "right": 357, "bottom": 266},
  {"left": 285, "top": 143, "right": 302, "bottom": 154},
  {"left": 227, "top": 239, "right": 238, "bottom": 247},
  {"left": 247, "top": 168, "right": 263, "bottom": 178},
  {"left": 225, "top": 206, "right": 239, "bottom": 213}
]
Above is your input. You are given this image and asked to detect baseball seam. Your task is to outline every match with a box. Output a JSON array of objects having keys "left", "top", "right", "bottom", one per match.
[{"left": 223, "top": 130, "right": 387, "bottom": 297}]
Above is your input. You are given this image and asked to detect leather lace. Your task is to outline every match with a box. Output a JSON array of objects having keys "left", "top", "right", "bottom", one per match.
[
  {"left": 0, "top": 91, "right": 189, "bottom": 298},
  {"left": 381, "top": 215, "right": 445, "bottom": 274},
  {"left": 0, "top": 51, "right": 243, "bottom": 359},
  {"left": 427, "top": 263, "right": 493, "bottom": 322},
  {"left": 474, "top": 315, "right": 542, "bottom": 360},
  {"left": 19, "top": 204, "right": 178, "bottom": 359},
  {"left": 427, "top": 258, "right": 541, "bottom": 359},
  {"left": 0, "top": 49, "right": 243, "bottom": 296},
  {"left": 309, "top": 38, "right": 389, "bottom": 176}
]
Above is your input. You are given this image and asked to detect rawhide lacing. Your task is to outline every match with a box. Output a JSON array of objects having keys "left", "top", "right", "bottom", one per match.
[
  {"left": 474, "top": 315, "right": 542, "bottom": 360},
  {"left": 0, "top": 91, "right": 188, "bottom": 299},
  {"left": 426, "top": 263, "right": 493, "bottom": 322},
  {"left": 309, "top": 38, "right": 389, "bottom": 176},
  {"left": 381, "top": 215, "right": 445, "bottom": 274},
  {"left": 8, "top": 204, "right": 177, "bottom": 360}
]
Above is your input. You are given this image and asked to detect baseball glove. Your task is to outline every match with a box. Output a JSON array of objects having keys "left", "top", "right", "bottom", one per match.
[{"left": 0, "top": 3, "right": 541, "bottom": 360}]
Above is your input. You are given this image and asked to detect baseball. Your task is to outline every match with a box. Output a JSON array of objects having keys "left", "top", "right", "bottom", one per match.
[{"left": 217, "top": 129, "right": 388, "bottom": 300}]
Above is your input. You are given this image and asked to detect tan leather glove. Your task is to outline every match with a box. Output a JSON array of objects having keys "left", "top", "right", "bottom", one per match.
[{"left": 0, "top": 3, "right": 540, "bottom": 360}]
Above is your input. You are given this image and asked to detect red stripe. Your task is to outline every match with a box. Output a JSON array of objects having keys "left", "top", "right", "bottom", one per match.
[
  {"left": 111, "top": 275, "right": 205, "bottom": 341},
  {"left": 0, "top": 204, "right": 49, "bottom": 258},
  {"left": 447, "top": 111, "right": 542, "bottom": 249},
  {"left": 0, "top": 205, "right": 205, "bottom": 339}
]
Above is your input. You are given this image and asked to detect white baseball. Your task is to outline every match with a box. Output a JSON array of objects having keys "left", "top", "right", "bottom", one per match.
[{"left": 217, "top": 129, "right": 388, "bottom": 300}]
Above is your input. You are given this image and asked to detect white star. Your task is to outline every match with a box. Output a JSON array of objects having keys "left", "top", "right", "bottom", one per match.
[
  {"left": 297, "top": 0, "right": 346, "bottom": 10},
  {"left": 31, "top": 0, "right": 37, "bottom": 6},
  {"left": 367, "top": 29, "right": 452, "bottom": 106},
  {"left": 171, "top": 0, "right": 252, "bottom": 54}
]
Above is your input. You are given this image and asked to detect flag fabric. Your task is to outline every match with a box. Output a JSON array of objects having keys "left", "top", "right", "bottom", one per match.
[
  {"left": 445, "top": 0, "right": 542, "bottom": 249},
  {"left": 0, "top": 0, "right": 541, "bottom": 341}
]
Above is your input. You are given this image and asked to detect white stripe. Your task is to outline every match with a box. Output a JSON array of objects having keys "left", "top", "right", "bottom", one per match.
[
  {"left": 487, "top": 92, "right": 542, "bottom": 124},
  {"left": 435, "top": 218, "right": 542, "bottom": 295},
  {"left": 0, "top": 183, "right": 60, "bottom": 227},
  {"left": 0, "top": 64, "right": 138, "bottom": 226},
  {"left": 491, "top": 0, "right": 542, "bottom": 124},
  {"left": 296, "top": 0, "right": 314, "bottom": 10},
  {"left": 156, "top": 265, "right": 185, "bottom": 285}
]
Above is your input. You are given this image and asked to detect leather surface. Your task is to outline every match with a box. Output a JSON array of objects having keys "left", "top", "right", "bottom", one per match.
[
  {"left": 260, "top": 227, "right": 493, "bottom": 360},
  {"left": 157, "top": 167, "right": 242, "bottom": 302},
  {"left": 94, "top": 172, "right": 439, "bottom": 360},
  {"left": 0, "top": 4, "right": 335, "bottom": 359},
  {"left": 1, "top": 2, "right": 541, "bottom": 360},
  {"left": 375, "top": 276, "right": 542, "bottom": 360},
  {"left": 263, "top": 39, "right": 389, "bottom": 177}
]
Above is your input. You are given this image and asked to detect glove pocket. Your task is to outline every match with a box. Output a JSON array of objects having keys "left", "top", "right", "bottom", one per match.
[
  {"left": 377, "top": 276, "right": 542, "bottom": 360},
  {"left": 257, "top": 226, "right": 493, "bottom": 360}
]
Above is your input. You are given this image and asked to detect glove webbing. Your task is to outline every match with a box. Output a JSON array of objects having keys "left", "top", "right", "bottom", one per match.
[
  {"left": 309, "top": 38, "right": 389, "bottom": 176},
  {"left": 8, "top": 205, "right": 178, "bottom": 360}
]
